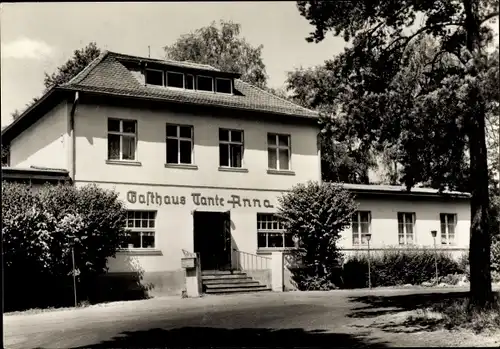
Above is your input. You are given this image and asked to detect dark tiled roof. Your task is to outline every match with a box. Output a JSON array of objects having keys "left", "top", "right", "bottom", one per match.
[{"left": 61, "top": 51, "right": 318, "bottom": 119}]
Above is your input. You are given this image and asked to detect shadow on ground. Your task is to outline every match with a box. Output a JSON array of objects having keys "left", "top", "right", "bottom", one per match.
[
  {"left": 348, "top": 290, "right": 500, "bottom": 334},
  {"left": 347, "top": 291, "right": 470, "bottom": 319},
  {"left": 67, "top": 327, "right": 389, "bottom": 348}
]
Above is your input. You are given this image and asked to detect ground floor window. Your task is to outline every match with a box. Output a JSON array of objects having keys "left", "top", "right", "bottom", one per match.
[
  {"left": 122, "top": 210, "right": 156, "bottom": 249},
  {"left": 398, "top": 212, "right": 415, "bottom": 245},
  {"left": 440, "top": 213, "right": 457, "bottom": 245},
  {"left": 257, "top": 213, "right": 294, "bottom": 249}
]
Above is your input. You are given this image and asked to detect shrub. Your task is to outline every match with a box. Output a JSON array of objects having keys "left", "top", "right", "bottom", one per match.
[
  {"left": 277, "top": 181, "right": 358, "bottom": 290},
  {"left": 341, "top": 249, "right": 462, "bottom": 288},
  {"left": 2, "top": 182, "right": 128, "bottom": 311}
]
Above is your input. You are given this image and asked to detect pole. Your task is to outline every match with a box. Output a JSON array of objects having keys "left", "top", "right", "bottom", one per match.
[
  {"left": 71, "top": 247, "right": 77, "bottom": 307},
  {"left": 433, "top": 236, "right": 439, "bottom": 284},
  {"left": 367, "top": 240, "right": 372, "bottom": 289}
]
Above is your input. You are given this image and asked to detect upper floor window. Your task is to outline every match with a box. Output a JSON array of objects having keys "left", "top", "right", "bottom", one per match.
[
  {"left": 197, "top": 76, "right": 214, "bottom": 92},
  {"left": 398, "top": 212, "right": 415, "bottom": 245},
  {"left": 268, "top": 134, "right": 291, "bottom": 170},
  {"left": 166, "top": 71, "right": 184, "bottom": 88},
  {"left": 166, "top": 124, "right": 193, "bottom": 165},
  {"left": 440, "top": 213, "right": 457, "bottom": 245},
  {"left": 145, "top": 69, "right": 164, "bottom": 86},
  {"left": 108, "top": 118, "right": 137, "bottom": 161},
  {"left": 219, "top": 129, "right": 243, "bottom": 168},
  {"left": 215, "top": 78, "right": 232, "bottom": 94},
  {"left": 122, "top": 210, "right": 156, "bottom": 249},
  {"left": 257, "top": 213, "right": 294, "bottom": 249},
  {"left": 352, "top": 211, "right": 371, "bottom": 245}
]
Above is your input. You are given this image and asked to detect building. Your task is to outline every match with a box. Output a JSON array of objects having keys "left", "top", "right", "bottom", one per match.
[{"left": 1, "top": 51, "right": 470, "bottom": 295}]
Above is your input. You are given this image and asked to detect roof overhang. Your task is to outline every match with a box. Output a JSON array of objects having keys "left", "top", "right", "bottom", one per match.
[
  {"left": 340, "top": 184, "right": 471, "bottom": 200},
  {"left": 2, "top": 167, "right": 71, "bottom": 183}
]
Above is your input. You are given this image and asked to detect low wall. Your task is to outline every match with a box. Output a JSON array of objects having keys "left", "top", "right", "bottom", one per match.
[
  {"left": 94, "top": 269, "right": 185, "bottom": 302},
  {"left": 245, "top": 269, "right": 272, "bottom": 288}
]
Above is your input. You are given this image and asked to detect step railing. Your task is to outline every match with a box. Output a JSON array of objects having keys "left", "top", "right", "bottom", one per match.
[{"left": 233, "top": 249, "right": 271, "bottom": 270}]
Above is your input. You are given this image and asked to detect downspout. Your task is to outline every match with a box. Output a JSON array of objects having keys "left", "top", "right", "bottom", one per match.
[{"left": 69, "top": 91, "right": 79, "bottom": 183}]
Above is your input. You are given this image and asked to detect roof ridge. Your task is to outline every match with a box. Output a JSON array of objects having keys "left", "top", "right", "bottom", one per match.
[
  {"left": 107, "top": 51, "right": 221, "bottom": 71},
  {"left": 237, "top": 79, "right": 318, "bottom": 115},
  {"left": 63, "top": 50, "right": 110, "bottom": 86}
]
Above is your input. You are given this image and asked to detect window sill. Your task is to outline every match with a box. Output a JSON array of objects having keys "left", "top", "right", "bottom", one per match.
[
  {"left": 257, "top": 248, "right": 296, "bottom": 254},
  {"left": 106, "top": 160, "right": 142, "bottom": 167},
  {"left": 218, "top": 167, "right": 249, "bottom": 173},
  {"left": 117, "top": 249, "right": 162, "bottom": 256},
  {"left": 267, "top": 169, "right": 295, "bottom": 176},
  {"left": 164, "top": 163, "right": 198, "bottom": 170}
]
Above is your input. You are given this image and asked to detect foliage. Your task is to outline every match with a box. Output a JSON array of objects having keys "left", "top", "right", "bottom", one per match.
[
  {"left": 164, "top": 20, "right": 268, "bottom": 89},
  {"left": 295, "top": 0, "right": 499, "bottom": 307},
  {"left": 342, "top": 249, "right": 463, "bottom": 289},
  {"left": 43, "top": 42, "right": 101, "bottom": 91},
  {"left": 277, "top": 181, "right": 357, "bottom": 290},
  {"left": 2, "top": 182, "right": 127, "bottom": 311}
]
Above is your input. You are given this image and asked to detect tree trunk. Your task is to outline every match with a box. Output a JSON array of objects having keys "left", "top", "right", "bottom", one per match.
[{"left": 464, "top": 0, "right": 493, "bottom": 309}]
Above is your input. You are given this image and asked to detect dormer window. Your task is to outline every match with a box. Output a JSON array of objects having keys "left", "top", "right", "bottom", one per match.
[
  {"left": 215, "top": 78, "right": 232, "bottom": 94},
  {"left": 145, "top": 69, "right": 164, "bottom": 86},
  {"left": 166, "top": 71, "right": 184, "bottom": 88},
  {"left": 197, "top": 76, "right": 214, "bottom": 92},
  {"left": 185, "top": 74, "right": 194, "bottom": 90}
]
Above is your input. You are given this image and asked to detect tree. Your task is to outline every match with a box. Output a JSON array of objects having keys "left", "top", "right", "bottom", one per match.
[
  {"left": 277, "top": 181, "right": 358, "bottom": 290},
  {"left": 43, "top": 42, "right": 101, "bottom": 91},
  {"left": 164, "top": 20, "right": 268, "bottom": 88},
  {"left": 286, "top": 64, "right": 378, "bottom": 183},
  {"left": 296, "top": 0, "right": 499, "bottom": 308}
]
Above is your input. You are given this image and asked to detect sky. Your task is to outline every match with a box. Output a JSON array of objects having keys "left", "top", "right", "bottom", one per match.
[{"left": 0, "top": 2, "right": 346, "bottom": 128}]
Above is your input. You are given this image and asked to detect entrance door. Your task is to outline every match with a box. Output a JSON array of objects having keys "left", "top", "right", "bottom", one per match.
[{"left": 193, "top": 211, "right": 232, "bottom": 270}]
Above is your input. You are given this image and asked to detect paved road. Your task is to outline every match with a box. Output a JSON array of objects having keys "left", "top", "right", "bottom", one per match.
[{"left": 3, "top": 287, "right": 497, "bottom": 348}]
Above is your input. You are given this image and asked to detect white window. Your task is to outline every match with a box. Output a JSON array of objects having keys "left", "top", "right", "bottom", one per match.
[
  {"left": 166, "top": 124, "right": 193, "bottom": 164},
  {"left": 219, "top": 129, "right": 243, "bottom": 168},
  {"left": 145, "top": 69, "right": 164, "bottom": 86},
  {"left": 257, "top": 213, "right": 294, "bottom": 249},
  {"left": 166, "top": 71, "right": 184, "bottom": 88},
  {"left": 107, "top": 118, "right": 137, "bottom": 161},
  {"left": 352, "top": 211, "right": 371, "bottom": 245},
  {"left": 398, "top": 212, "right": 415, "bottom": 245},
  {"left": 197, "top": 75, "right": 213, "bottom": 92},
  {"left": 440, "top": 213, "right": 457, "bottom": 245},
  {"left": 123, "top": 211, "right": 156, "bottom": 249},
  {"left": 268, "top": 134, "right": 291, "bottom": 170},
  {"left": 215, "top": 78, "right": 232, "bottom": 94}
]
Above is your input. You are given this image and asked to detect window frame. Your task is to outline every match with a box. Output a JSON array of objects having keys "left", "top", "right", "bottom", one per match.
[
  {"left": 219, "top": 128, "right": 244, "bottom": 168},
  {"left": 267, "top": 133, "right": 291, "bottom": 171},
  {"left": 352, "top": 211, "right": 372, "bottom": 246},
  {"left": 185, "top": 74, "right": 195, "bottom": 90},
  {"left": 196, "top": 75, "right": 214, "bottom": 92},
  {"left": 107, "top": 118, "right": 138, "bottom": 161},
  {"left": 215, "top": 77, "right": 233, "bottom": 94},
  {"left": 166, "top": 124, "right": 194, "bottom": 165},
  {"left": 122, "top": 210, "right": 157, "bottom": 249},
  {"left": 257, "top": 213, "right": 295, "bottom": 250},
  {"left": 397, "top": 212, "right": 416, "bottom": 245},
  {"left": 440, "top": 213, "right": 457, "bottom": 246},
  {"left": 144, "top": 68, "right": 165, "bottom": 86},
  {"left": 166, "top": 71, "right": 185, "bottom": 89}
]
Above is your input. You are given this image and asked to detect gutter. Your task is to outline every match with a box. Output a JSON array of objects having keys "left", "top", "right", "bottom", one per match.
[{"left": 69, "top": 91, "right": 79, "bottom": 181}]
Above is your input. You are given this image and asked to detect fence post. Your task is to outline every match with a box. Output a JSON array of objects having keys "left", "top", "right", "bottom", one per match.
[{"left": 271, "top": 251, "right": 284, "bottom": 292}]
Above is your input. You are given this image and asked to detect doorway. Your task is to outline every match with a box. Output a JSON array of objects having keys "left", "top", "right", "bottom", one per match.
[{"left": 193, "top": 211, "right": 232, "bottom": 271}]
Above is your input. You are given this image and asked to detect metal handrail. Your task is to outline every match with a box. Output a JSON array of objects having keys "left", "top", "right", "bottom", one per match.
[{"left": 233, "top": 248, "right": 271, "bottom": 270}]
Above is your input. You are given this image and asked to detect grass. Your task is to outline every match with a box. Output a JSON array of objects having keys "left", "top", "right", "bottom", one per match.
[{"left": 408, "top": 293, "right": 500, "bottom": 334}]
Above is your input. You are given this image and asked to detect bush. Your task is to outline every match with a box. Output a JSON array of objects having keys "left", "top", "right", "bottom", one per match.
[
  {"left": 277, "top": 181, "right": 358, "bottom": 290},
  {"left": 2, "top": 182, "right": 128, "bottom": 311},
  {"left": 341, "top": 249, "right": 462, "bottom": 288}
]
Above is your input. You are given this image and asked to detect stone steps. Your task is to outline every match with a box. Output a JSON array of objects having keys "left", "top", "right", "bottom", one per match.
[{"left": 201, "top": 270, "right": 270, "bottom": 294}]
